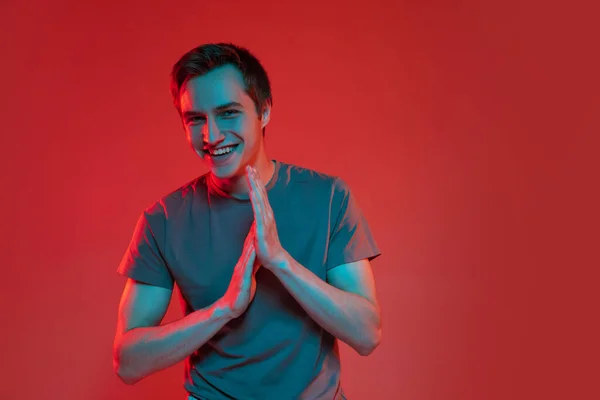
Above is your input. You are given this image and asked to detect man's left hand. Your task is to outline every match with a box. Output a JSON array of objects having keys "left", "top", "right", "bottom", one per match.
[{"left": 246, "top": 165, "right": 287, "bottom": 270}]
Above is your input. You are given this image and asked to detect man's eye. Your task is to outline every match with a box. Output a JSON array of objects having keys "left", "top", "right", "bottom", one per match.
[
  {"left": 188, "top": 116, "right": 205, "bottom": 124},
  {"left": 221, "top": 110, "right": 238, "bottom": 117}
]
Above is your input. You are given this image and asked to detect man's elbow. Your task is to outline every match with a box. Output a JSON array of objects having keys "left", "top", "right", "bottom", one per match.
[
  {"left": 113, "top": 346, "right": 142, "bottom": 385},
  {"left": 356, "top": 327, "right": 382, "bottom": 356},
  {"left": 114, "top": 361, "right": 142, "bottom": 385}
]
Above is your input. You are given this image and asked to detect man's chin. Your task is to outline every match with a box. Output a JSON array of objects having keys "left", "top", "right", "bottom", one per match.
[{"left": 209, "top": 163, "right": 243, "bottom": 181}]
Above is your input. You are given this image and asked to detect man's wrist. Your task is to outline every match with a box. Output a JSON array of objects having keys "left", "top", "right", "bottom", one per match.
[
  {"left": 268, "top": 250, "right": 294, "bottom": 277},
  {"left": 210, "top": 300, "right": 236, "bottom": 322}
]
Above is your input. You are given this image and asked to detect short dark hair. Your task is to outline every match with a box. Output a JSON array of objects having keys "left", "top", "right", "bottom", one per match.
[{"left": 170, "top": 43, "right": 273, "bottom": 134}]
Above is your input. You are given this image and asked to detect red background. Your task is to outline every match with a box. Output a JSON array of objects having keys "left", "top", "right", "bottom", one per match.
[{"left": 1, "top": 1, "right": 598, "bottom": 399}]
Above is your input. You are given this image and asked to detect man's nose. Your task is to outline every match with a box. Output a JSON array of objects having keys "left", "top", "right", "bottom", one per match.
[{"left": 203, "top": 117, "right": 224, "bottom": 145}]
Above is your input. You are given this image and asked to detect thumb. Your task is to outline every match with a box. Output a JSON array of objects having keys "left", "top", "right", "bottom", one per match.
[{"left": 245, "top": 245, "right": 257, "bottom": 272}]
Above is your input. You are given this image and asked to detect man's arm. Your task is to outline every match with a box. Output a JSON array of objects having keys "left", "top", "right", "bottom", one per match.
[
  {"left": 270, "top": 256, "right": 381, "bottom": 356},
  {"left": 114, "top": 224, "right": 258, "bottom": 384},
  {"left": 245, "top": 165, "right": 381, "bottom": 356},
  {"left": 112, "top": 279, "right": 233, "bottom": 384}
]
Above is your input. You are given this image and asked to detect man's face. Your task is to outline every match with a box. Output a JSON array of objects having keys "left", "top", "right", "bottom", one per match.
[{"left": 179, "top": 64, "right": 269, "bottom": 179}]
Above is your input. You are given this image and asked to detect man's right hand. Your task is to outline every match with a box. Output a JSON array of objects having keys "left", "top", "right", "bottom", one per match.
[{"left": 218, "top": 222, "right": 260, "bottom": 318}]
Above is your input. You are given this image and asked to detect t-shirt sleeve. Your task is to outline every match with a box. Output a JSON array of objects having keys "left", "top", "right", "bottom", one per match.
[
  {"left": 326, "top": 178, "right": 381, "bottom": 270},
  {"left": 117, "top": 205, "right": 174, "bottom": 289}
]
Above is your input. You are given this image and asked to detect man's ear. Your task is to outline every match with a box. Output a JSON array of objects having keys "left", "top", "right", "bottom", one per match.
[{"left": 260, "top": 103, "right": 271, "bottom": 129}]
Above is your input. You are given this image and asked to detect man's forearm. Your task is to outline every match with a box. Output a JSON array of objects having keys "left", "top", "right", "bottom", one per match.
[
  {"left": 270, "top": 252, "right": 381, "bottom": 356},
  {"left": 113, "top": 302, "right": 233, "bottom": 384}
]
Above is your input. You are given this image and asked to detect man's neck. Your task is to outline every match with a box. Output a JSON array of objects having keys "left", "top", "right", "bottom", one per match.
[{"left": 210, "top": 156, "right": 275, "bottom": 199}]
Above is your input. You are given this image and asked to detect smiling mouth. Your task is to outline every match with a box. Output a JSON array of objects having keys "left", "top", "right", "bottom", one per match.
[{"left": 205, "top": 144, "right": 239, "bottom": 157}]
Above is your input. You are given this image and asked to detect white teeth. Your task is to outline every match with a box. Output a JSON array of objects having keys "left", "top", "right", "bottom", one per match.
[{"left": 210, "top": 146, "right": 235, "bottom": 156}]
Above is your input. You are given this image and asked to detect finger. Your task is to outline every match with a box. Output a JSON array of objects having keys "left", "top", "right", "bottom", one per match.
[
  {"left": 250, "top": 167, "right": 270, "bottom": 223},
  {"left": 262, "top": 187, "right": 274, "bottom": 221},
  {"left": 245, "top": 165, "right": 257, "bottom": 200},
  {"left": 234, "top": 241, "right": 253, "bottom": 279},
  {"left": 241, "top": 247, "right": 256, "bottom": 292},
  {"left": 239, "top": 240, "right": 254, "bottom": 270},
  {"left": 245, "top": 164, "right": 252, "bottom": 182},
  {"left": 246, "top": 167, "right": 262, "bottom": 215},
  {"left": 252, "top": 167, "right": 273, "bottom": 221},
  {"left": 241, "top": 243, "right": 256, "bottom": 275},
  {"left": 255, "top": 168, "right": 267, "bottom": 198},
  {"left": 252, "top": 184, "right": 268, "bottom": 232},
  {"left": 246, "top": 246, "right": 256, "bottom": 270},
  {"left": 246, "top": 165, "right": 261, "bottom": 192}
]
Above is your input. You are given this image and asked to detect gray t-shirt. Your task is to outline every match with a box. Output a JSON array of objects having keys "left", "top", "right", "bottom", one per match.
[{"left": 118, "top": 160, "right": 381, "bottom": 399}]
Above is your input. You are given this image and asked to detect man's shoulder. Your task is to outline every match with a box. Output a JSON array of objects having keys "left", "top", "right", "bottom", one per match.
[
  {"left": 277, "top": 160, "right": 342, "bottom": 187},
  {"left": 142, "top": 173, "right": 209, "bottom": 218},
  {"left": 277, "top": 160, "right": 350, "bottom": 196}
]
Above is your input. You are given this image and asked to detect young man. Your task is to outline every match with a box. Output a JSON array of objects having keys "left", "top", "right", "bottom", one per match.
[{"left": 113, "top": 43, "right": 382, "bottom": 400}]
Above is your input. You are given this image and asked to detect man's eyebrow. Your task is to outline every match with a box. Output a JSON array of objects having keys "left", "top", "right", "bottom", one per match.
[
  {"left": 182, "top": 102, "right": 244, "bottom": 119},
  {"left": 214, "top": 101, "right": 243, "bottom": 111}
]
